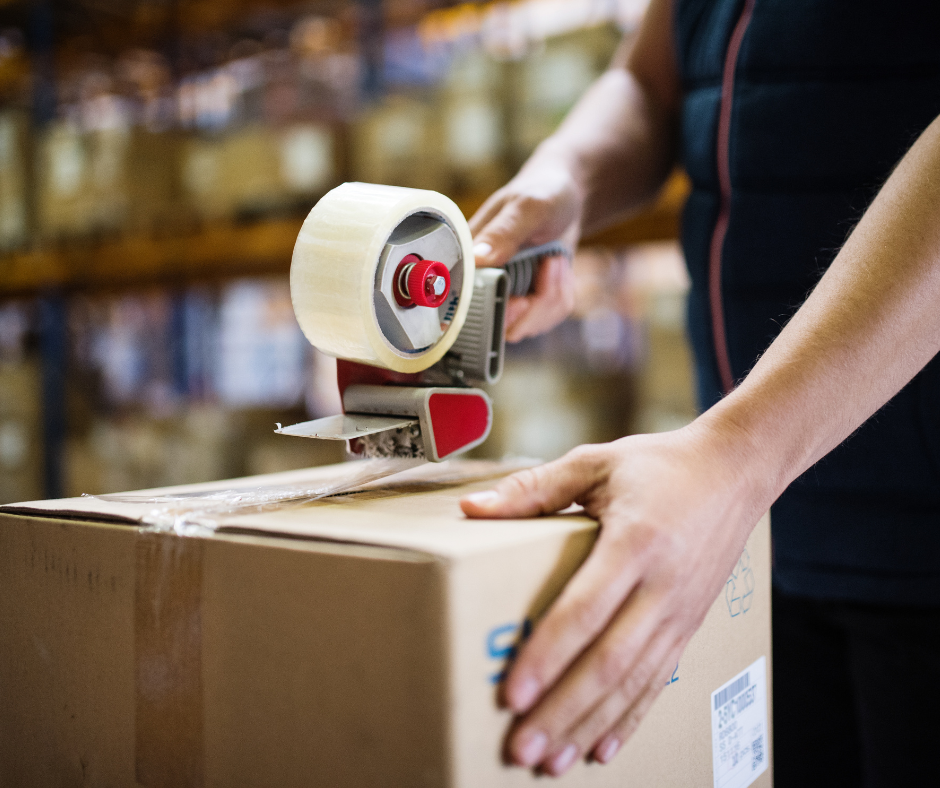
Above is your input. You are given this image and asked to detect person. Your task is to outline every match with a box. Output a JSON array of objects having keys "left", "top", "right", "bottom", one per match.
[{"left": 459, "top": 0, "right": 940, "bottom": 784}]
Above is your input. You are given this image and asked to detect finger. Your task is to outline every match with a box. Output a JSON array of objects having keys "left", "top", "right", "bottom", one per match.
[
  {"left": 537, "top": 631, "right": 682, "bottom": 775},
  {"left": 590, "top": 646, "right": 683, "bottom": 766},
  {"left": 460, "top": 445, "right": 607, "bottom": 520},
  {"left": 468, "top": 189, "right": 507, "bottom": 236},
  {"left": 505, "top": 256, "right": 575, "bottom": 342},
  {"left": 469, "top": 192, "right": 511, "bottom": 268},
  {"left": 503, "top": 500, "right": 685, "bottom": 720},
  {"left": 505, "top": 259, "right": 559, "bottom": 342},
  {"left": 531, "top": 255, "right": 575, "bottom": 328},
  {"left": 504, "top": 296, "right": 532, "bottom": 337},
  {"left": 506, "top": 583, "right": 668, "bottom": 769},
  {"left": 471, "top": 198, "right": 553, "bottom": 268},
  {"left": 501, "top": 528, "right": 656, "bottom": 721}
]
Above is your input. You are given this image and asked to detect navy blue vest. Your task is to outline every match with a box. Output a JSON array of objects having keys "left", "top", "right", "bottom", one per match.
[{"left": 676, "top": 0, "right": 940, "bottom": 604}]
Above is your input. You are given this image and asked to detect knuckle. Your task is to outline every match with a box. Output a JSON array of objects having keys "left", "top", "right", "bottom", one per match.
[
  {"left": 564, "top": 594, "right": 602, "bottom": 638},
  {"left": 595, "top": 643, "right": 631, "bottom": 687},
  {"left": 517, "top": 193, "right": 548, "bottom": 212},
  {"left": 614, "top": 674, "right": 644, "bottom": 710},
  {"left": 566, "top": 443, "right": 606, "bottom": 476},
  {"left": 616, "top": 520, "right": 679, "bottom": 565},
  {"left": 623, "top": 653, "right": 657, "bottom": 699},
  {"left": 502, "top": 467, "right": 540, "bottom": 498},
  {"left": 486, "top": 222, "right": 515, "bottom": 247},
  {"left": 613, "top": 649, "right": 653, "bottom": 700},
  {"left": 567, "top": 444, "right": 592, "bottom": 463}
]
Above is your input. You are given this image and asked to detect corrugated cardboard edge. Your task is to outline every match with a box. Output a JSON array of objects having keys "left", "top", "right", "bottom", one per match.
[{"left": 0, "top": 504, "right": 139, "bottom": 525}]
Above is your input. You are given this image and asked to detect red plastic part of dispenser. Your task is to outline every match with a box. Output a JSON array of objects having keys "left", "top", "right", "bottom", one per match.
[
  {"left": 427, "top": 391, "right": 490, "bottom": 459},
  {"left": 407, "top": 259, "right": 451, "bottom": 308}
]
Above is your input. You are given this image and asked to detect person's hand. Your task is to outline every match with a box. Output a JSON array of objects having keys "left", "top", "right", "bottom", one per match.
[
  {"left": 459, "top": 423, "right": 768, "bottom": 776},
  {"left": 469, "top": 164, "right": 584, "bottom": 342}
]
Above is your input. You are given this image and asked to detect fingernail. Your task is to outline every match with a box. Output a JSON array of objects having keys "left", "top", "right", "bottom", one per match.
[
  {"left": 464, "top": 490, "right": 500, "bottom": 508},
  {"left": 510, "top": 676, "right": 540, "bottom": 712},
  {"left": 515, "top": 729, "right": 547, "bottom": 766},
  {"left": 473, "top": 242, "right": 492, "bottom": 260},
  {"left": 595, "top": 735, "right": 620, "bottom": 764},
  {"left": 547, "top": 744, "right": 578, "bottom": 775}
]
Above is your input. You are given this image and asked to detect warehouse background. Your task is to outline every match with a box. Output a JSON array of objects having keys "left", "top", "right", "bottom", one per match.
[{"left": 0, "top": 0, "right": 695, "bottom": 504}]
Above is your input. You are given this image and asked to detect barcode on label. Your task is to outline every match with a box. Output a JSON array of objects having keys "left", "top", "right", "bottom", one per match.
[
  {"left": 751, "top": 735, "right": 764, "bottom": 770},
  {"left": 714, "top": 672, "right": 750, "bottom": 710}
]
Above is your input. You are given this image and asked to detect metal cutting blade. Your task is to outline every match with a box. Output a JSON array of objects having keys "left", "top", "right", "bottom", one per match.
[{"left": 275, "top": 414, "right": 418, "bottom": 441}]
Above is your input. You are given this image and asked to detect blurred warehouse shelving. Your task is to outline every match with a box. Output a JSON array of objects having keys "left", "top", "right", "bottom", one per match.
[
  {"left": 0, "top": 174, "right": 688, "bottom": 295},
  {"left": 0, "top": 0, "right": 697, "bottom": 504}
]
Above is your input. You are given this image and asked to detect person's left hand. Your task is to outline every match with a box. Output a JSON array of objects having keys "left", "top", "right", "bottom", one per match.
[{"left": 460, "top": 423, "right": 768, "bottom": 776}]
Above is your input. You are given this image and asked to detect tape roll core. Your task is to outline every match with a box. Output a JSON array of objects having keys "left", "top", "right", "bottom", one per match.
[{"left": 290, "top": 182, "right": 474, "bottom": 373}]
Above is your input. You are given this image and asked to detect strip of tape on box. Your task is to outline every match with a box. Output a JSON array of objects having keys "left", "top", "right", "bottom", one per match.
[
  {"left": 98, "top": 458, "right": 425, "bottom": 535},
  {"left": 135, "top": 531, "right": 204, "bottom": 788}
]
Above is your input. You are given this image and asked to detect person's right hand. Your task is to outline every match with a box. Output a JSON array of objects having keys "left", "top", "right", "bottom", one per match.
[{"left": 470, "top": 163, "right": 585, "bottom": 342}]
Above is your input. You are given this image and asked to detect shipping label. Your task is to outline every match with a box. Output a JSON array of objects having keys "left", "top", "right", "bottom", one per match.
[{"left": 711, "top": 656, "right": 768, "bottom": 788}]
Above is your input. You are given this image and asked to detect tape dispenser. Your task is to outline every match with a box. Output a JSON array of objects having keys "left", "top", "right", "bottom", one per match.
[{"left": 277, "top": 182, "right": 568, "bottom": 461}]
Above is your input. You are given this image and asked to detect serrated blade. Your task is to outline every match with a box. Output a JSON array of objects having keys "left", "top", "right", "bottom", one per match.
[{"left": 275, "top": 414, "right": 419, "bottom": 440}]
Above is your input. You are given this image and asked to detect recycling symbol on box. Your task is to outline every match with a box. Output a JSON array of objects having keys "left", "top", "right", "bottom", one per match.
[{"left": 725, "top": 548, "right": 755, "bottom": 617}]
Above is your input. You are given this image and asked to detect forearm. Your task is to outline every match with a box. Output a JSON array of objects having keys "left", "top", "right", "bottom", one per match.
[{"left": 702, "top": 114, "right": 940, "bottom": 505}]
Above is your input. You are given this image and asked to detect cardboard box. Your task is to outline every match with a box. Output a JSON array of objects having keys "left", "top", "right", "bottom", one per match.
[
  {"left": 181, "top": 124, "right": 336, "bottom": 222},
  {"left": 0, "top": 460, "right": 772, "bottom": 787},
  {"left": 509, "top": 27, "right": 621, "bottom": 162},
  {"left": 350, "top": 94, "right": 447, "bottom": 191},
  {"left": 36, "top": 123, "right": 184, "bottom": 238}
]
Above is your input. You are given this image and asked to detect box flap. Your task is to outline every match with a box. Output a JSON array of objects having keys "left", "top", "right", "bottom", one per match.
[{"left": 1, "top": 459, "right": 597, "bottom": 559}]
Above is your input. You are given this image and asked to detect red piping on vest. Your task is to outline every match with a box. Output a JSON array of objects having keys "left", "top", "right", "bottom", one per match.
[{"left": 708, "top": 0, "right": 756, "bottom": 395}]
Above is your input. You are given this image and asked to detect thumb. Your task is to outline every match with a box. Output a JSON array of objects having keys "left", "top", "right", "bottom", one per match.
[
  {"left": 460, "top": 448, "right": 607, "bottom": 519},
  {"left": 472, "top": 199, "right": 548, "bottom": 269}
]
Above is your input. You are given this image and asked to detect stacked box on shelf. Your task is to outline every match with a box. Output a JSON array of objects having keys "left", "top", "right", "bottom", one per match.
[
  {"left": 0, "top": 359, "right": 43, "bottom": 504},
  {"left": 64, "top": 408, "right": 241, "bottom": 498},
  {"left": 509, "top": 25, "right": 622, "bottom": 163},
  {"left": 125, "top": 130, "right": 188, "bottom": 233},
  {"left": 36, "top": 121, "right": 95, "bottom": 237},
  {"left": 36, "top": 122, "right": 185, "bottom": 239},
  {"left": 350, "top": 93, "right": 447, "bottom": 191},
  {"left": 628, "top": 243, "right": 698, "bottom": 434},
  {"left": 476, "top": 357, "right": 635, "bottom": 463},
  {"left": 0, "top": 109, "right": 29, "bottom": 251},
  {"left": 638, "top": 291, "right": 698, "bottom": 431},
  {"left": 181, "top": 123, "right": 337, "bottom": 222},
  {"left": 439, "top": 52, "right": 509, "bottom": 198},
  {"left": 352, "top": 54, "right": 508, "bottom": 199},
  {"left": 64, "top": 400, "right": 351, "bottom": 498}
]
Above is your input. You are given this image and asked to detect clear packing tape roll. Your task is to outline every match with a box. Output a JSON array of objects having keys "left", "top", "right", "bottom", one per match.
[{"left": 291, "top": 182, "right": 475, "bottom": 373}]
